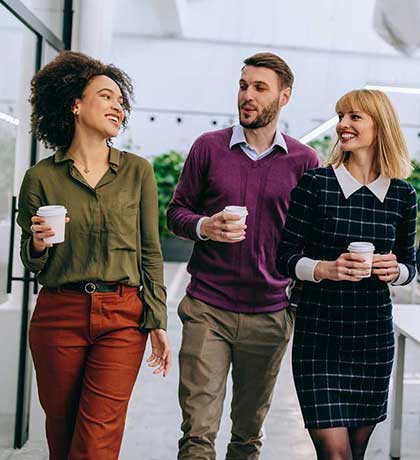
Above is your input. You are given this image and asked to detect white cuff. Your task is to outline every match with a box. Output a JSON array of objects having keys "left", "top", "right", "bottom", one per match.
[
  {"left": 196, "top": 216, "right": 209, "bottom": 241},
  {"left": 390, "top": 263, "right": 409, "bottom": 286},
  {"left": 295, "top": 257, "right": 322, "bottom": 283}
]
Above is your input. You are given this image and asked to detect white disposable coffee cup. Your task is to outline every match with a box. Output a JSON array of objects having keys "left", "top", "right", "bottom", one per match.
[
  {"left": 224, "top": 206, "right": 248, "bottom": 240},
  {"left": 224, "top": 206, "right": 248, "bottom": 224},
  {"left": 36, "top": 205, "right": 67, "bottom": 244},
  {"left": 347, "top": 242, "right": 375, "bottom": 278}
]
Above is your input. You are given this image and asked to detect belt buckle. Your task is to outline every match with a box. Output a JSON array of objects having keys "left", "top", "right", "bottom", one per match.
[{"left": 84, "top": 282, "right": 96, "bottom": 294}]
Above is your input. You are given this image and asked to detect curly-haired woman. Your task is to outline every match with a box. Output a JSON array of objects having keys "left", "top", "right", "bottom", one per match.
[{"left": 17, "top": 51, "right": 171, "bottom": 460}]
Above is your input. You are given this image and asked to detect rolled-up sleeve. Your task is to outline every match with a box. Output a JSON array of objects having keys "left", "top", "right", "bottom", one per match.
[
  {"left": 138, "top": 162, "right": 168, "bottom": 330},
  {"left": 16, "top": 170, "right": 50, "bottom": 273}
]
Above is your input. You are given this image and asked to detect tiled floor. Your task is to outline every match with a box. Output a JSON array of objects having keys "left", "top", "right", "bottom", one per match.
[{"left": 2, "top": 263, "right": 420, "bottom": 459}]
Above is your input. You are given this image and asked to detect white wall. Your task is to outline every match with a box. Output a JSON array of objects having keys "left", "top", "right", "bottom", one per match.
[
  {"left": 182, "top": 0, "right": 414, "bottom": 56},
  {"left": 110, "top": 32, "right": 420, "bottom": 157},
  {"left": 113, "top": 0, "right": 185, "bottom": 36}
]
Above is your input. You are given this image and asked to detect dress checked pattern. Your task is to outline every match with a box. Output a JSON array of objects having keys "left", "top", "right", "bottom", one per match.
[{"left": 277, "top": 166, "right": 417, "bottom": 428}]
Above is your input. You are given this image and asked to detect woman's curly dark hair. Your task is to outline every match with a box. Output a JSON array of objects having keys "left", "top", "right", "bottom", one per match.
[{"left": 30, "top": 51, "right": 134, "bottom": 149}]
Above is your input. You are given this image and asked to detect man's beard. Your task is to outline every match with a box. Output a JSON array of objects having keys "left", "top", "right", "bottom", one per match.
[{"left": 239, "top": 98, "right": 279, "bottom": 129}]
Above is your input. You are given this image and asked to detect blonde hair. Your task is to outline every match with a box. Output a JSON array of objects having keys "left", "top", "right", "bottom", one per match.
[{"left": 327, "top": 89, "right": 412, "bottom": 179}]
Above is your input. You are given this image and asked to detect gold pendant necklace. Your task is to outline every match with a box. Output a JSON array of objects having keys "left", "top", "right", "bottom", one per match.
[
  {"left": 70, "top": 153, "right": 108, "bottom": 175},
  {"left": 72, "top": 157, "right": 91, "bottom": 174}
]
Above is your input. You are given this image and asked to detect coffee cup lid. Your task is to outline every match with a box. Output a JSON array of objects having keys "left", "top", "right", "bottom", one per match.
[
  {"left": 37, "top": 205, "right": 67, "bottom": 217},
  {"left": 224, "top": 205, "right": 248, "bottom": 215},
  {"left": 347, "top": 241, "right": 375, "bottom": 252}
]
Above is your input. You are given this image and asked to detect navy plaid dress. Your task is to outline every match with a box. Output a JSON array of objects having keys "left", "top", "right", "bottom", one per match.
[{"left": 277, "top": 167, "right": 417, "bottom": 428}]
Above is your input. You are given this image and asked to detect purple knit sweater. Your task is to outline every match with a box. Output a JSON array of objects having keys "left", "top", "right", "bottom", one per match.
[{"left": 167, "top": 127, "right": 320, "bottom": 313}]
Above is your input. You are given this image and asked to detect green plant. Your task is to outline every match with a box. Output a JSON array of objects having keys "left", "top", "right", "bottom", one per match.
[
  {"left": 405, "top": 160, "right": 420, "bottom": 238},
  {"left": 151, "top": 150, "right": 185, "bottom": 238},
  {"left": 407, "top": 160, "right": 420, "bottom": 197},
  {"left": 307, "top": 135, "right": 333, "bottom": 162}
]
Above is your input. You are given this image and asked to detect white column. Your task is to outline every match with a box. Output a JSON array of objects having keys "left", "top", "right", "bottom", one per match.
[{"left": 74, "top": 0, "right": 116, "bottom": 61}]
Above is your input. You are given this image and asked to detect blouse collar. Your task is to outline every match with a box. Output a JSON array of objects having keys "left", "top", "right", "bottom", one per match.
[{"left": 333, "top": 164, "right": 390, "bottom": 203}]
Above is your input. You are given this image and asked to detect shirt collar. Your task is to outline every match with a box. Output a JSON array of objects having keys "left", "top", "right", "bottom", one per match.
[
  {"left": 54, "top": 147, "right": 72, "bottom": 163},
  {"left": 229, "top": 124, "right": 288, "bottom": 153},
  {"left": 54, "top": 146, "right": 121, "bottom": 168},
  {"left": 109, "top": 147, "right": 121, "bottom": 167},
  {"left": 333, "top": 163, "right": 390, "bottom": 202}
]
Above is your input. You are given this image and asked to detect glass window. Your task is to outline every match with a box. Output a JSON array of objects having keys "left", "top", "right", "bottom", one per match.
[
  {"left": 38, "top": 42, "right": 60, "bottom": 161},
  {"left": 0, "top": 117, "right": 17, "bottom": 305},
  {"left": 0, "top": 4, "right": 38, "bottom": 448},
  {"left": 20, "top": 0, "right": 65, "bottom": 39}
]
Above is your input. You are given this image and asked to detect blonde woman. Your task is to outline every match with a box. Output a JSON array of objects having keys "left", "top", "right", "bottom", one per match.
[{"left": 277, "top": 89, "right": 417, "bottom": 460}]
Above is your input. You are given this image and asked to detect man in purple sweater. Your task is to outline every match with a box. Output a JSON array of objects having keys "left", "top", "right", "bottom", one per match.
[{"left": 167, "top": 53, "right": 319, "bottom": 460}]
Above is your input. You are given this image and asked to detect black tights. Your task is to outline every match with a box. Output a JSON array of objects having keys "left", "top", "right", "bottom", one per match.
[{"left": 308, "top": 425, "right": 376, "bottom": 460}]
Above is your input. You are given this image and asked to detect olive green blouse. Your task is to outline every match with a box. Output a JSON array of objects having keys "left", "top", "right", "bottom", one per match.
[{"left": 17, "top": 147, "right": 167, "bottom": 330}]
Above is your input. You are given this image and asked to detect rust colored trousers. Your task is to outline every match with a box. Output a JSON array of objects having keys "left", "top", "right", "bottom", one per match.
[{"left": 29, "top": 286, "right": 148, "bottom": 460}]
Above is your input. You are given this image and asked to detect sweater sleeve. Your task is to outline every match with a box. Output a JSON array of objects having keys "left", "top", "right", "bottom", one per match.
[
  {"left": 277, "top": 170, "right": 318, "bottom": 280},
  {"left": 166, "top": 138, "right": 209, "bottom": 241},
  {"left": 138, "top": 161, "right": 168, "bottom": 330},
  {"left": 308, "top": 147, "right": 322, "bottom": 170},
  {"left": 392, "top": 184, "right": 418, "bottom": 286}
]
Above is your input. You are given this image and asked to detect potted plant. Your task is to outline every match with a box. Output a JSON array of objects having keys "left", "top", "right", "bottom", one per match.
[
  {"left": 151, "top": 150, "right": 194, "bottom": 262},
  {"left": 405, "top": 160, "right": 420, "bottom": 239},
  {"left": 308, "top": 135, "right": 333, "bottom": 162}
]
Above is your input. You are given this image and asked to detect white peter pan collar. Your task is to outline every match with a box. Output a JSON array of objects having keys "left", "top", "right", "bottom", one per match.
[{"left": 333, "top": 164, "right": 390, "bottom": 203}]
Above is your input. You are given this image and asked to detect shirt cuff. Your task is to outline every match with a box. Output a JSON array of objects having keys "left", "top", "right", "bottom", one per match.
[
  {"left": 23, "top": 238, "right": 49, "bottom": 272},
  {"left": 139, "top": 273, "right": 168, "bottom": 331},
  {"left": 295, "top": 257, "right": 322, "bottom": 283},
  {"left": 140, "top": 307, "right": 168, "bottom": 331},
  {"left": 196, "top": 216, "right": 209, "bottom": 241},
  {"left": 390, "top": 263, "right": 410, "bottom": 286}
]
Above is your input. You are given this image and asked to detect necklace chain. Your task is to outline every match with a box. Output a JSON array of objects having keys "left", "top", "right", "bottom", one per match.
[
  {"left": 70, "top": 153, "right": 110, "bottom": 175},
  {"left": 71, "top": 156, "right": 91, "bottom": 174}
]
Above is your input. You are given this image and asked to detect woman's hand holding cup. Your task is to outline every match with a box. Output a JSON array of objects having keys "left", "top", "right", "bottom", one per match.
[
  {"left": 314, "top": 252, "right": 370, "bottom": 282},
  {"left": 30, "top": 214, "right": 70, "bottom": 256},
  {"left": 371, "top": 253, "right": 400, "bottom": 283}
]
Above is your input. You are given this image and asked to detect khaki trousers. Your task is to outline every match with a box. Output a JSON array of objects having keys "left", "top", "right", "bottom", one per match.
[
  {"left": 177, "top": 295, "right": 294, "bottom": 460},
  {"left": 29, "top": 286, "right": 147, "bottom": 460}
]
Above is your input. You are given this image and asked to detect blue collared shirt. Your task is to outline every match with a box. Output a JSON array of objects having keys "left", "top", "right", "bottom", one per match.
[{"left": 229, "top": 124, "right": 288, "bottom": 160}]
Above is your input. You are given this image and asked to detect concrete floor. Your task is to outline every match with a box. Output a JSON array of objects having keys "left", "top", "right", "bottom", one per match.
[{"left": 2, "top": 263, "right": 420, "bottom": 459}]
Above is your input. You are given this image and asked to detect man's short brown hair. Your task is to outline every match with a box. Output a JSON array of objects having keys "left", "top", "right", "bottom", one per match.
[{"left": 243, "top": 52, "right": 294, "bottom": 89}]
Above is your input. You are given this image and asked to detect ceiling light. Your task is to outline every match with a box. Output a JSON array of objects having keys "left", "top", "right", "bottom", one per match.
[
  {"left": 299, "top": 116, "right": 338, "bottom": 144},
  {"left": 365, "top": 85, "right": 420, "bottom": 95},
  {"left": 0, "top": 112, "right": 19, "bottom": 126}
]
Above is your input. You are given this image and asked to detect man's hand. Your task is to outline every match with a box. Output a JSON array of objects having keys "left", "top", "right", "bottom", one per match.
[
  {"left": 372, "top": 253, "right": 400, "bottom": 283},
  {"left": 314, "top": 252, "right": 370, "bottom": 281},
  {"left": 147, "top": 329, "right": 171, "bottom": 377},
  {"left": 30, "top": 215, "right": 70, "bottom": 256},
  {"left": 200, "top": 211, "right": 246, "bottom": 242}
]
